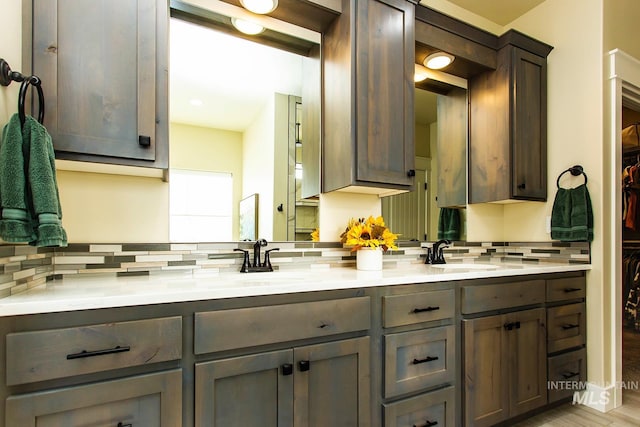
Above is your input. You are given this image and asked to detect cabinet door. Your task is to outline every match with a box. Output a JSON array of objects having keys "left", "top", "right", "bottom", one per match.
[
  {"left": 195, "top": 349, "right": 293, "bottom": 427},
  {"left": 355, "top": 0, "right": 415, "bottom": 187},
  {"left": 462, "top": 315, "right": 508, "bottom": 427},
  {"left": 437, "top": 87, "right": 468, "bottom": 208},
  {"left": 511, "top": 47, "right": 547, "bottom": 200},
  {"left": 293, "top": 336, "right": 370, "bottom": 427},
  {"left": 6, "top": 369, "right": 181, "bottom": 427},
  {"left": 33, "top": 0, "right": 167, "bottom": 167},
  {"left": 506, "top": 308, "right": 547, "bottom": 416}
]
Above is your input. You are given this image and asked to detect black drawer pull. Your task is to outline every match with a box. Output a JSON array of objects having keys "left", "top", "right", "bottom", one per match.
[
  {"left": 117, "top": 423, "right": 132, "bottom": 427},
  {"left": 413, "top": 421, "right": 438, "bottom": 427},
  {"left": 564, "top": 287, "right": 582, "bottom": 293},
  {"left": 413, "top": 306, "right": 440, "bottom": 313},
  {"left": 66, "top": 345, "right": 130, "bottom": 360},
  {"left": 412, "top": 356, "right": 438, "bottom": 365},
  {"left": 562, "top": 323, "right": 580, "bottom": 330},
  {"left": 504, "top": 321, "right": 521, "bottom": 330},
  {"left": 299, "top": 360, "right": 310, "bottom": 372},
  {"left": 517, "top": 183, "right": 526, "bottom": 189},
  {"left": 281, "top": 363, "right": 293, "bottom": 376},
  {"left": 562, "top": 371, "right": 580, "bottom": 379}
]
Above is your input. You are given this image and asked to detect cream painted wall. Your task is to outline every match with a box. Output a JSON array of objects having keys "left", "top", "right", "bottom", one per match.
[
  {"left": 243, "top": 96, "right": 276, "bottom": 240},
  {"left": 170, "top": 123, "right": 243, "bottom": 240},
  {"left": 604, "top": 0, "right": 640, "bottom": 59},
  {"left": 0, "top": 0, "right": 22, "bottom": 123},
  {"left": 319, "top": 192, "right": 382, "bottom": 241}
]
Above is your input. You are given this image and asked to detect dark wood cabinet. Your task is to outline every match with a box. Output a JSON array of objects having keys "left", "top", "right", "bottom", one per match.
[
  {"left": 437, "top": 87, "right": 468, "bottom": 207},
  {"left": 463, "top": 307, "right": 547, "bottom": 426},
  {"left": 323, "top": 0, "right": 416, "bottom": 195},
  {"left": 469, "top": 30, "right": 552, "bottom": 203},
  {"left": 31, "top": 0, "right": 168, "bottom": 169}
]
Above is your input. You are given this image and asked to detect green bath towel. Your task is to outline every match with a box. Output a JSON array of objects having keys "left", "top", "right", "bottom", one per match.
[
  {"left": 550, "top": 183, "right": 593, "bottom": 242},
  {"left": 0, "top": 113, "right": 67, "bottom": 247},
  {"left": 438, "top": 208, "right": 460, "bottom": 240}
]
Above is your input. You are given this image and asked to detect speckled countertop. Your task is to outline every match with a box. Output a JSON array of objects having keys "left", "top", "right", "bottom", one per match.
[{"left": 0, "top": 262, "right": 590, "bottom": 317}]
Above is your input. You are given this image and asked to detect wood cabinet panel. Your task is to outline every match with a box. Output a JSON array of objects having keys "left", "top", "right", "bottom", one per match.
[
  {"left": 547, "top": 302, "right": 586, "bottom": 353},
  {"left": 384, "top": 326, "right": 455, "bottom": 398},
  {"left": 32, "top": 0, "right": 168, "bottom": 168},
  {"left": 6, "top": 316, "right": 182, "bottom": 385},
  {"left": 194, "top": 296, "right": 370, "bottom": 354},
  {"left": 6, "top": 369, "right": 181, "bottom": 427},
  {"left": 437, "top": 87, "right": 468, "bottom": 208},
  {"left": 382, "top": 289, "right": 454, "bottom": 328},
  {"left": 546, "top": 276, "right": 586, "bottom": 302},
  {"left": 548, "top": 348, "right": 587, "bottom": 403},
  {"left": 460, "top": 280, "right": 545, "bottom": 314},
  {"left": 383, "top": 386, "right": 455, "bottom": 427}
]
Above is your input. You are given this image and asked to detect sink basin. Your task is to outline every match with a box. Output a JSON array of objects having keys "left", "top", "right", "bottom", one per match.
[{"left": 430, "top": 263, "right": 499, "bottom": 270}]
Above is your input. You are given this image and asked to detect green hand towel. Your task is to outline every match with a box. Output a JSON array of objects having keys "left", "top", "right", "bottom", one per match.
[
  {"left": 0, "top": 114, "right": 36, "bottom": 242},
  {"left": 438, "top": 208, "right": 460, "bottom": 240},
  {"left": 550, "top": 183, "right": 593, "bottom": 242},
  {"left": 22, "top": 115, "right": 67, "bottom": 247}
]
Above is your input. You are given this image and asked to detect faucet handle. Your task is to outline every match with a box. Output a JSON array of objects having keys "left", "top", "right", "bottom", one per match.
[
  {"left": 424, "top": 246, "right": 434, "bottom": 264},
  {"left": 234, "top": 248, "right": 251, "bottom": 272},
  {"left": 264, "top": 248, "right": 280, "bottom": 270}
]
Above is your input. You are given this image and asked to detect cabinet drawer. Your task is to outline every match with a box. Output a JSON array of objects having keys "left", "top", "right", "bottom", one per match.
[
  {"left": 547, "top": 303, "right": 586, "bottom": 353},
  {"left": 461, "top": 280, "right": 545, "bottom": 314},
  {"left": 6, "top": 369, "right": 182, "bottom": 426},
  {"left": 6, "top": 316, "right": 182, "bottom": 386},
  {"left": 546, "top": 276, "right": 586, "bottom": 302},
  {"left": 548, "top": 348, "right": 586, "bottom": 403},
  {"left": 384, "top": 326, "right": 455, "bottom": 398},
  {"left": 383, "top": 386, "right": 455, "bottom": 427},
  {"left": 383, "top": 289, "right": 454, "bottom": 328},
  {"left": 194, "top": 296, "right": 370, "bottom": 354}
]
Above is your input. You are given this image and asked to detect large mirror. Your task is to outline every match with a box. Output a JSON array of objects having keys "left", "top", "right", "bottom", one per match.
[{"left": 169, "top": 4, "right": 320, "bottom": 242}]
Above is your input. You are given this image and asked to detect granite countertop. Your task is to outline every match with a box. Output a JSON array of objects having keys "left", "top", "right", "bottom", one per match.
[{"left": 0, "top": 262, "right": 590, "bottom": 317}]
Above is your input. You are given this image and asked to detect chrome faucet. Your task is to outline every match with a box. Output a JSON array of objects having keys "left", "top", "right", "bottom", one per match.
[{"left": 425, "top": 239, "right": 451, "bottom": 264}]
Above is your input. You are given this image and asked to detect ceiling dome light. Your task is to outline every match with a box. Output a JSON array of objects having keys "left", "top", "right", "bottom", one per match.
[
  {"left": 240, "top": 0, "right": 278, "bottom": 14},
  {"left": 231, "top": 18, "right": 265, "bottom": 35},
  {"left": 414, "top": 63, "right": 429, "bottom": 82},
  {"left": 424, "top": 52, "right": 455, "bottom": 70}
]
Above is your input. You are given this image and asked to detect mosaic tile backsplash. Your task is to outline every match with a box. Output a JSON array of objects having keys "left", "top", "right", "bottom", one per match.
[{"left": 0, "top": 241, "right": 590, "bottom": 298}]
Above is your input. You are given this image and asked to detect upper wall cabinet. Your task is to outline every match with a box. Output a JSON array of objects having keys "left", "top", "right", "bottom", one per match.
[
  {"left": 31, "top": 0, "right": 169, "bottom": 169},
  {"left": 469, "top": 30, "right": 553, "bottom": 203},
  {"left": 323, "top": 0, "right": 417, "bottom": 195}
]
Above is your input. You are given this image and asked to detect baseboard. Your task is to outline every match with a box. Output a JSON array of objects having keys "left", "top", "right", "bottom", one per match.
[{"left": 572, "top": 382, "right": 618, "bottom": 412}]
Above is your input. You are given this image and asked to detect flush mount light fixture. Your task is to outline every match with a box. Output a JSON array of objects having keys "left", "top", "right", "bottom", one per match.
[
  {"left": 231, "top": 18, "right": 265, "bottom": 35},
  {"left": 240, "top": 0, "right": 278, "bottom": 14},
  {"left": 414, "top": 63, "right": 429, "bottom": 82},
  {"left": 424, "top": 52, "right": 455, "bottom": 70}
]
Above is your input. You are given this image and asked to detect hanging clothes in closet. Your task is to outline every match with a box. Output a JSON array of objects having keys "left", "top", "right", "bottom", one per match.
[
  {"left": 623, "top": 151, "right": 640, "bottom": 231},
  {"left": 624, "top": 249, "right": 640, "bottom": 331}
]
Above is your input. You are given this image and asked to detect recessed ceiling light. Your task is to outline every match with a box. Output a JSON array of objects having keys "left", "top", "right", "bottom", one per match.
[
  {"left": 240, "top": 0, "right": 278, "bottom": 14},
  {"left": 190, "top": 99, "right": 203, "bottom": 106},
  {"left": 414, "top": 64, "right": 429, "bottom": 82},
  {"left": 231, "top": 18, "right": 265, "bottom": 35},
  {"left": 424, "top": 52, "right": 455, "bottom": 70}
]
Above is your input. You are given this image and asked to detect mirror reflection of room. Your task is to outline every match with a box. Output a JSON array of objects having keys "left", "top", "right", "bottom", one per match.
[{"left": 168, "top": 9, "right": 319, "bottom": 242}]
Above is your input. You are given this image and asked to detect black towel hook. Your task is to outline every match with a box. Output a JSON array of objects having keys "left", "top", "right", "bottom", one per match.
[
  {"left": 556, "top": 165, "right": 587, "bottom": 189},
  {"left": 1, "top": 58, "right": 45, "bottom": 126}
]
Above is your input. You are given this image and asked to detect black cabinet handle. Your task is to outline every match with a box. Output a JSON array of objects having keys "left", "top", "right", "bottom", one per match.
[
  {"left": 517, "top": 183, "right": 526, "bottom": 189},
  {"left": 564, "top": 287, "right": 582, "bottom": 293},
  {"left": 504, "top": 321, "right": 522, "bottom": 330},
  {"left": 407, "top": 169, "right": 416, "bottom": 177},
  {"left": 562, "top": 371, "right": 580, "bottom": 379},
  {"left": 117, "top": 423, "right": 132, "bottom": 427},
  {"left": 515, "top": 321, "right": 521, "bottom": 329},
  {"left": 138, "top": 135, "right": 151, "bottom": 147},
  {"left": 412, "top": 356, "right": 438, "bottom": 365},
  {"left": 562, "top": 323, "right": 580, "bottom": 330},
  {"left": 66, "top": 345, "right": 130, "bottom": 360},
  {"left": 413, "top": 306, "right": 439, "bottom": 313},
  {"left": 281, "top": 363, "right": 293, "bottom": 376},
  {"left": 413, "top": 421, "right": 438, "bottom": 427},
  {"left": 299, "top": 360, "right": 310, "bottom": 372}
]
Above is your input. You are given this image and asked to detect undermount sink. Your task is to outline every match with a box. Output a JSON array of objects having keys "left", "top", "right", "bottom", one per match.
[{"left": 430, "top": 263, "right": 500, "bottom": 270}]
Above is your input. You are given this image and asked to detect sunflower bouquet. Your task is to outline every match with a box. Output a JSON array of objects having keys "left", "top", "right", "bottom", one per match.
[{"left": 340, "top": 216, "right": 399, "bottom": 252}]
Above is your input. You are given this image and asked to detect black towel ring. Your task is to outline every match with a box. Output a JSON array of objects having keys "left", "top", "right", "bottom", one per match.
[
  {"left": 18, "top": 75, "right": 45, "bottom": 127},
  {"left": 556, "top": 165, "right": 587, "bottom": 189}
]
